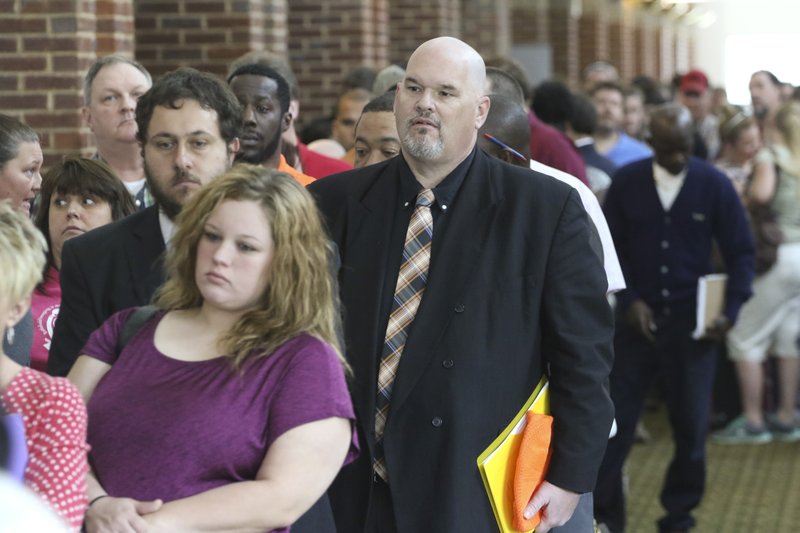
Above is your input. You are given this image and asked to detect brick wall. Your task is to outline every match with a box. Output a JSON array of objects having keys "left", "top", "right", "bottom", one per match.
[
  {"left": 633, "top": 11, "right": 658, "bottom": 79},
  {"left": 134, "top": 0, "right": 288, "bottom": 79},
  {"left": 461, "top": 0, "right": 510, "bottom": 59},
  {"left": 578, "top": 12, "right": 610, "bottom": 85},
  {"left": 548, "top": 2, "right": 579, "bottom": 84},
  {"left": 674, "top": 24, "right": 691, "bottom": 75},
  {"left": 287, "top": 0, "right": 389, "bottom": 126},
  {"left": 609, "top": 9, "right": 635, "bottom": 83},
  {"left": 388, "top": 0, "right": 460, "bottom": 66},
  {"left": 0, "top": 0, "right": 101, "bottom": 166},
  {"left": 96, "top": 0, "right": 134, "bottom": 55},
  {"left": 0, "top": 0, "right": 697, "bottom": 165},
  {"left": 660, "top": 24, "right": 675, "bottom": 83},
  {"left": 511, "top": 0, "right": 548, "bottom": 46}
]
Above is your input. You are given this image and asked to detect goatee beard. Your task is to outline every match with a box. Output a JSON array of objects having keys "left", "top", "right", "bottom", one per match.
[
  {"left": 237, "top": 129, "right": 282, "bottom": 166},
  {"left": 145, "top": 168, "right": 185, "bottom": 220}
]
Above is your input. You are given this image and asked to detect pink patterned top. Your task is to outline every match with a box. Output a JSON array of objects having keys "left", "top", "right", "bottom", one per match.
[{"left": 2, "top": 367, "right": 89, "bottom": 531}]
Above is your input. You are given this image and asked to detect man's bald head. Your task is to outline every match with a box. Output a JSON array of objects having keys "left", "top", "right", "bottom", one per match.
[
  {"left": 648, "top": 103, "right": 694, "bottom": 175},
  {"left": 394, "top": 37, "right": 490, "bottom": 181},
  {"left": 485, "top": 67, "right": 526, "bottom": 109},
  {"left": 649, "top": 104, "right": 693, "bottom": 144},
  {"left": 477, "top": 94, "right": 531, "bottom": 167},
  {"left": 407, "top": 36, "right": 487, "bottom": 98}
]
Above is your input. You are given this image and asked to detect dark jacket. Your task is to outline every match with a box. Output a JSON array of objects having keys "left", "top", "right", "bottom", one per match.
[{"left": 309, "top": 148, "right": 614, "bottom": 532}]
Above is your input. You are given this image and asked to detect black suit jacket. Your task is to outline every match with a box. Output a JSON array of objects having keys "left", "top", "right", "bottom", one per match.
[
  {"left": 308, "top": 149, "right": 615, "bottom": 532},
  {"left": 47, "top": 206, "right": 165, "bottom": 377}
]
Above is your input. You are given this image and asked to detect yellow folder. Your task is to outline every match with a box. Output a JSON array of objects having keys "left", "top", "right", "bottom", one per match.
[{"left": 477, "top": 376, "right": 551, "bottom": 533}]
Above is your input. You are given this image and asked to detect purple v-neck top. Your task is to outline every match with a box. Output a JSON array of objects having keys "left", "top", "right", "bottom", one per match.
[{"left": 82, "top": 308, "right": 358, "bottom": 513}]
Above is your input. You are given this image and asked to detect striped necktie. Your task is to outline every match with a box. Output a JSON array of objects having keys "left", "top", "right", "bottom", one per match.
[{"left": 373, "top": 188, "right": 435, "bottom": 482}]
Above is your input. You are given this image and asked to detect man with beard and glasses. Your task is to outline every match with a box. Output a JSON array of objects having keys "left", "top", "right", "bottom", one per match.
[
  {"left": 227, "top": 64, "right": 314, "bottom": 186},
  {"left": 308, "top": 36, "right": 613, "bottom": 533},
  {"left": 47, "top": 68, "right": 242, "bottom": 378}
]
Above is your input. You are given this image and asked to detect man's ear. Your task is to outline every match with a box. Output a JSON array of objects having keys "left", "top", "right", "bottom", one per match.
[
  {"left": 228, "top": 138, "right": 241, "bottom": 164},
  {"left": 82, "top": 106, "right": 94, "bottom": 131},
  {"left": 5, "top": 295, "right": 32, "bottom": 330},
  {"left": 289, "top": 99, "right": 300, "bottom": 125},
  {"left": 281, "top": 111, "right": 292, "bottom": 133},
  {"left": 475, "top": 95, "right": 491, "bottom": 129}
]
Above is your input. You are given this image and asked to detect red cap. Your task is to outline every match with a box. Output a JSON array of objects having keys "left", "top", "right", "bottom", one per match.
[{"left": 680, "top": 69, "right": 709, "bottom": 94}]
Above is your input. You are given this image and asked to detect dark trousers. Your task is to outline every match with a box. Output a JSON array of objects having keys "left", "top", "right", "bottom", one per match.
[{"left": 593, "top": 314, "right": 717, "bottom": 533}]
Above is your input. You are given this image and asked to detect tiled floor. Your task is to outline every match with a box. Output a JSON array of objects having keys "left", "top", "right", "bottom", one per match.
[{"left": 625, "top": 407, "right": 800, "bottom": 532}]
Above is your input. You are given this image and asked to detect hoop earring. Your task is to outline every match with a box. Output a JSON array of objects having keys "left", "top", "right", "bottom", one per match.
[{"left": 5, "top": 327, "right": 14, "bottom": 346}]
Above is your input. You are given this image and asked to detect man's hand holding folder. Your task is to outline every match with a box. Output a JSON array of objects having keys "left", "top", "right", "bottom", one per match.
[
  {"left": 514, "top": 411, "right": 580, "bottom": 532},
  {"left": 477, "top": 378, "right": 583, "bottom": 532},
  {"left": 520, "top": 480, "right": 581, "bottom": 532}
]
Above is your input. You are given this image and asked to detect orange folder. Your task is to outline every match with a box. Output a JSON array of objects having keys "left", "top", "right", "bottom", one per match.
[{"left": 512, "top": 411, "right": 553, "bottom": 531}]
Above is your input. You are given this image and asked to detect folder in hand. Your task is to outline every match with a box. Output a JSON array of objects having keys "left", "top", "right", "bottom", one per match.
[
  {"left": 692, "top": 273, "right": 728, "bottom": 339},
  {"left": 477, "top": 377, "right": 552, "bottom": 532}
]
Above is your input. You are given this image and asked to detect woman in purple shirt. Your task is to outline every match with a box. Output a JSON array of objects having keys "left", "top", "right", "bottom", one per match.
[{"left": 69, "top": 166, "right": 358, "bottom": 532}]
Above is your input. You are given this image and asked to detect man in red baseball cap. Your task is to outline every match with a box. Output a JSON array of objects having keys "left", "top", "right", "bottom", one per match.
[{"left": 679, "top": 69, "right": 719, "bottom": 160}]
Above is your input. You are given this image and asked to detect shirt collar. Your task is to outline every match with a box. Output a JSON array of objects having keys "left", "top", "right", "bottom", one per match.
[
  {"left": 398, "top": 146, "right": 476, "bottom": 210},
  {"left": 158, "top": 208, "right": 176, "bottom": 247},
  {"left": 652, "top": 161, "right": 688, "bottom": 183}
]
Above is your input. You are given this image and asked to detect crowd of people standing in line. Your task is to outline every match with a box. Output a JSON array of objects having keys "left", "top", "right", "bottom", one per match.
[{"left": 0, "top": 32, "right": 797, "bottom": 533}]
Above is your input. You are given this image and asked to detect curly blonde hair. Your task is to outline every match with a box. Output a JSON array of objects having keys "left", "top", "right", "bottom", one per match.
[
  {"left": 0, "top": 202, "right": 47, "bottom": 309},
  {"left": 153, "top": 164, "right": 346, "bottom": 371}
]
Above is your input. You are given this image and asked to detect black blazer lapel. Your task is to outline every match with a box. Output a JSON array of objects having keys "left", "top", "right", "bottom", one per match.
[
  {"left": 389, "top": 151, "right": 502, "bottom": 414},
  {"left": 339, "top": 162, "right": 400, "bottom": 448},
  {"left": 127, "top": 206, "right": 167, "bottom": 303}
]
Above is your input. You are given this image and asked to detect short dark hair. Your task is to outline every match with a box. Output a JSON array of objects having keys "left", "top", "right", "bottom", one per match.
[
  {"left": 227, "top": 63, "right": 291, "bottom": 115},
  {"left": 343, "top": 66, "right": 377, "bottom": 92},
  {"left": 336, "top": 88, "right": 372, "bottom": 117},
  {"left": 361, "top": 91, "right": 395, "bottom": 115},
  {"left": 485, "top": 67, "right": 526, "bottom": 108},
  {"left": 484, "top": 56, "right": 531, "bottom": 103},
  {"left": 0, "top": 114, "right": 38, "bottom": 169},
  {"left": 532, "top": 80, "right": 573, "bottom": 129},
  {"left": 35, "top": 157, "right": 136, "bottom": 276},
  {"left": 631, "top": 75, "right": 667, "bottom": 106},
  {"left": 568, "top": 93, "right": 598, "bottom": 135},
  {"left": 228, "top": 51, "right": 300, "bottom": 100},
  {"left": 84, "top": 55, "right": 152, "bottom": 106},
  {"left": 135, "top": 67, "right": 242, "bottom": 146}
]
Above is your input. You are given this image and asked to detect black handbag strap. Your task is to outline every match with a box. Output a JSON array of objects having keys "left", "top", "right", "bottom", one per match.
[{"left": 115, "top": 305, "right": 159, "bottom": 357}]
